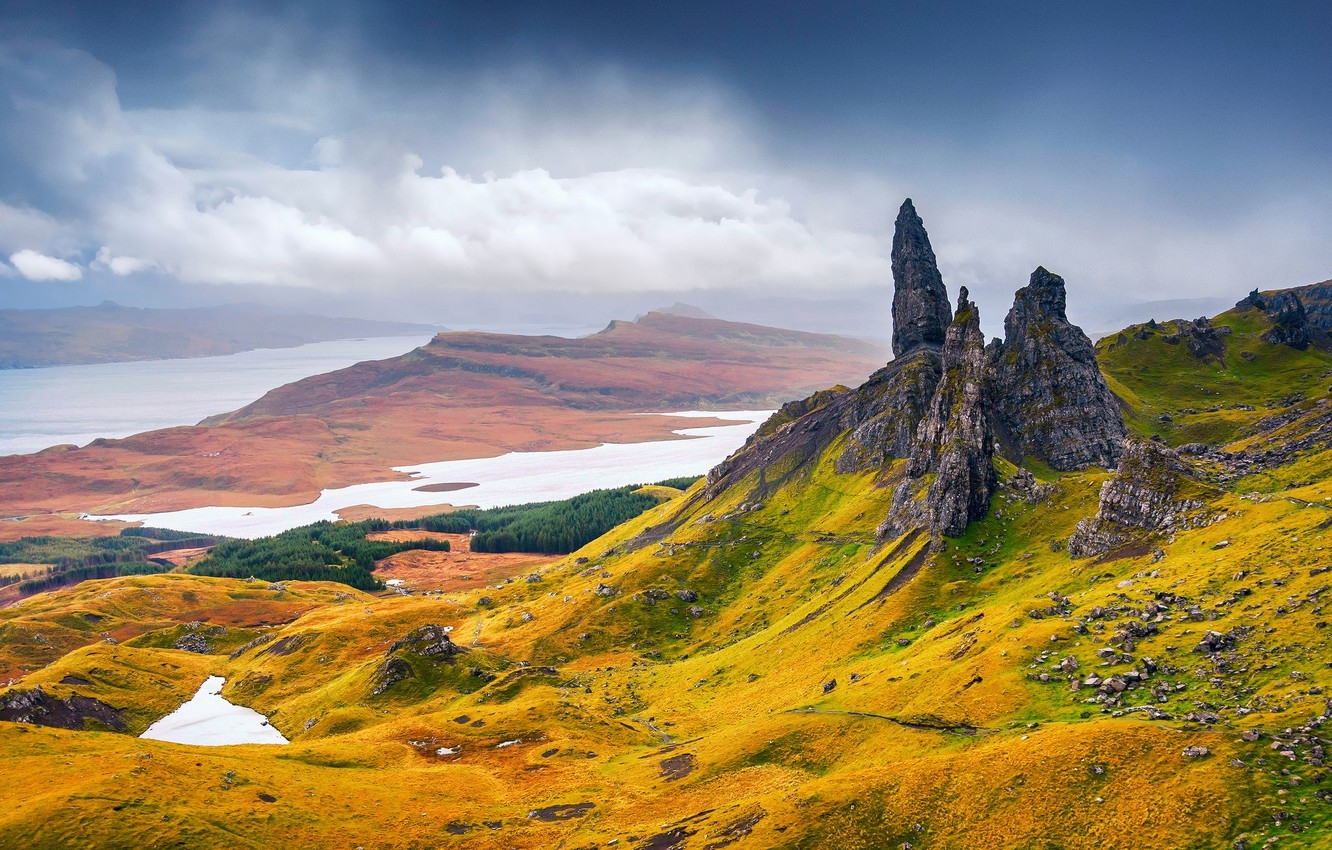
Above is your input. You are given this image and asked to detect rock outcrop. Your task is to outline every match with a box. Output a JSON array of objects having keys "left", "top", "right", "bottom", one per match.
[
  {"left": 709, "top": 200, "right": 1137, "bottom": 542},
  {"left": 1067, "top": 439, "right": 1215, "bottom": 558},
  {"left": 388, "top": 624, "right": 467, "bottom": 660},
  {"left": 1289, "top": 280, "right": 1332, "bottom": 333},
  {"left": 989, "top": 267, "right": 1127, "bottom": 470},
  {"left": 0, "top": 686, "right": 127, "bottom": 731},
  {"left": 1261, "top": 291, "right": 1313, "bottom": 349},
  {"left": 880, "top": 288, "right": 996, "bottom": 539},
  {"left": 1236, "top": 288, "right": 1315, "bottom": 349},
  {"left": 891, "top": 198, "right": 952, "bottom": 358},
  {"left": 1162, "top": 317, "right": 1228, "bottom": 361},
  {"left": 706, "top": 200, "right": 954, "bottom": 495},
  {"left": 834, "top": 350, "right": 943, "bottom": 473},
  {"left": 703, "top": 347, "right": 944, "bottom": 495},
  {"left": 372, "top": 624, "right": 470, "bottom": 695}
]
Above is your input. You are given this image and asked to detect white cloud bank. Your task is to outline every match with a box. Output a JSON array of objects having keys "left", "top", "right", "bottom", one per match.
[
  {"left": 0, "top": 43, "right": 888, "bottom": 296},
  {"left": 8, "top": 249, "right": 82, "bottom": 281}
]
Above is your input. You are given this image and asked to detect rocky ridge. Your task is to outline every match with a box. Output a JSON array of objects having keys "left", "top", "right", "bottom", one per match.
[{"left": 712, "top": 199, "right": 1127, "bottom": 540}]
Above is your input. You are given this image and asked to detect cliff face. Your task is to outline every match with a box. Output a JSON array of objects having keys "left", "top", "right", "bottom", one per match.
[
  {"left": 989, "top": 267, "right": 1127, "bottom": 470},
  {"left": 890, "top": 198, "right": 953, "bottom": 358},
  {"left": 834, "top": 349, "right": 943, "bottom": 473},
  {"left": 1235, "top": 287, "right": 1317, "bottom": 349}
]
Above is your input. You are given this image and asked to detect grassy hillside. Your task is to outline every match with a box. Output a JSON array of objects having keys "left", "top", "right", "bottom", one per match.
[
  {"left": 1097, "top": 307, "right": 1332, "bottom": 447},
  {"left": 1, "top": 307, "right": 1331, "bottom": 847}
]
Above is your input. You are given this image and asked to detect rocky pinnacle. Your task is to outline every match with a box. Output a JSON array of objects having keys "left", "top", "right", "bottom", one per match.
[
  {"left": 891, "top": 198, "right": 953, "bottom": 358},
  {"left": 989, "top": 267, "right": 1127, "bottom": 471},
  {"left": 879, "top": 287, "right": 996, "bottom": 540}
]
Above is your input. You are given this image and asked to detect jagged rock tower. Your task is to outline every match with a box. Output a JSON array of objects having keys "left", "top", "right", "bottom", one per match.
[
  {"left": 708, "top": 198, "right": 1127, "bottom": 542},
  {"left": 988, "top": 267, "right": 1127, "bottom": 470},
  {"left": 898, "top": 288, "right": 997, "bottom": 537},
  {"left": 835, "top": 199, "right": 955, "bottom": 472},
  {"left": 890, "top": 199, "right": 953, "bottom": 357}
]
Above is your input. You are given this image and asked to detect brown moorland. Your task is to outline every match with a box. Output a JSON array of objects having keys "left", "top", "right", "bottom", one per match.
[{"left": 0, "top": 312, "right": 886, "bottom": 537}]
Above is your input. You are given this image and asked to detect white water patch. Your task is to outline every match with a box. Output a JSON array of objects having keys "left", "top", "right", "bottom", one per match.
[
  {"left": 93, "top": 410, "right": 772, "bottom": 539},
  {"left": 140, "top": 676, "right": 288, "bottom": 746}
]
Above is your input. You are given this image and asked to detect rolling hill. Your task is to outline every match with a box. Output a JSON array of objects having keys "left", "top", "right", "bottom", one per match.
[
  {"left": 0, "top": 200, "right": 1330, "bottom": 848},
  {"left": 0, "top": 313, "right": 888, "bottom": 533}
]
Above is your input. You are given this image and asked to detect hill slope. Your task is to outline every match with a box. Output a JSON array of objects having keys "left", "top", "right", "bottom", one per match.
[
  {"left": 0, "top": 313, "right": 887, "bottom": 528},
  {"left": 1, "top": 202, "right": 1330, "bottom": 848}
]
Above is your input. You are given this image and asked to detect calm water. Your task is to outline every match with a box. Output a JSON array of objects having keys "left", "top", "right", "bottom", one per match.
[
  {"left": 98, "top": 411, "right": 770, "bottom": 538},
  {"left": 0, "top": 336, "right": 433, "bottom": 456},
  {"left": 140, "top": 676, "right": 288, "bottom": 746}
]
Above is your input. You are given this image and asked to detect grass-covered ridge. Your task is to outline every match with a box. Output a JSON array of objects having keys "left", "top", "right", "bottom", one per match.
[{"left": 1096, "top": 307, "right": 1332, "bottom": 446}]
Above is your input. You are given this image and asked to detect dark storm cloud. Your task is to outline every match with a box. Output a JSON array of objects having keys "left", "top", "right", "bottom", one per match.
[{"left": 0, "top": 0, "right": 1328, "bottom": 332}]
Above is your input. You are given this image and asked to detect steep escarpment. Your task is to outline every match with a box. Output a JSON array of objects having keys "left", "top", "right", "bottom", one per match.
[{"left": 989, "top": 267, "right": 1127, "bottom": 470}]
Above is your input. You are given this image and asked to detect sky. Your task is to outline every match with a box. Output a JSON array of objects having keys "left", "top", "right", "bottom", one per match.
[{"left": 0, "top": 0, "right": 1329, "bottom": 337}]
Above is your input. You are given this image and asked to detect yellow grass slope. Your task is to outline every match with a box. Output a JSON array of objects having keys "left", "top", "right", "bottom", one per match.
[{"left": 2, "top": 311, "right": 1332, "bottom": 847}]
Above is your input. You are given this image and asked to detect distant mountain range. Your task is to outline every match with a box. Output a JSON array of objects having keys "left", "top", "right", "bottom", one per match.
[
  {"left": 0, "top": 311, "right": 889, "bottom": 524},
  {"left": 0, "top": 301, "right": 441, "bottom": 368}
]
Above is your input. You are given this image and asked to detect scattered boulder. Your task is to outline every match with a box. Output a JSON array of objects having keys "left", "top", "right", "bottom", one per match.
[{"left": 639, "top": 589, "right": 671, "bottom": 605}]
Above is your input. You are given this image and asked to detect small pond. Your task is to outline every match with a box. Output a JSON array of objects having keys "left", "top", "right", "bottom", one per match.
[{"left": 140, "top": 676, "right": 288, "bottom": 746}]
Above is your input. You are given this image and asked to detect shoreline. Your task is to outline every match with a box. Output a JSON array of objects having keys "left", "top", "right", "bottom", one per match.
[{"left": 87, "top": 410, "right": 771, "bottom": 539}]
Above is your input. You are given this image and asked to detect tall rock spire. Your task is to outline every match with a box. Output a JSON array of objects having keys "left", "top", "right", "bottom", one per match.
[
  {"left": 880, "top": 287, "right": 996, "bottom": 540},
  {"left": 891, "top": 198, "right": 953, "bottom": 358},
  {"left": 989, "top": 267, "right": 1126, "bottom": 470}
]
